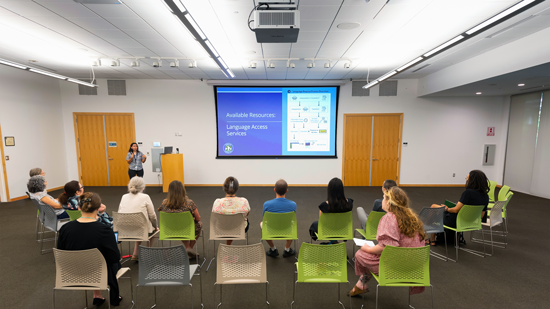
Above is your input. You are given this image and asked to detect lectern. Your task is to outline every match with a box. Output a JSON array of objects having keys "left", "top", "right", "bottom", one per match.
[{"left": 161, "top": 154, "right": 184, "bottom": 192}]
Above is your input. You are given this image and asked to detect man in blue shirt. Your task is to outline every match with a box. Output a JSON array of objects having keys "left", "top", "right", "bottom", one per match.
[{"left": 262, "top": 179, "right": 297, "bottom": 258}]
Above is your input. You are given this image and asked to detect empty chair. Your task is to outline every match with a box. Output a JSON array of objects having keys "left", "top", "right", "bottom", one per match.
[
  {"left": 137, "top": 245, "right": 202, "bottom": 309},
  {"left": 206, "top": 212, "right": 247, "bottom": 271},
  {"left": 53, "top": 248, "right": 133, "bottom": 309},
  {"left": 488, "top": 191, "right": 514, "bottom": 236},
  {"left": 291, "top": 242, "right": 350, "bottom": 309},
  {"left": 112, "top": 212, "right": 159, "bottom": 262},
  {"left": 371, "top": 245, "right": 433, "bottom": 309},
  {"left": 471, "top": 200, "right": 507, "bottom": 254},
  {"left": 418, "top": 207, "right": 448, "bottom": 261},
  {"left": 39, "top": 203, "right": 68, "bottom": 254},
  {"left": 443, "top": 205, "right": 486, "bottom": 262},
  {"left": 31, "top": 198, "right": 47, "bottom": 243},
  {"left": 215, "top": 243, "right": 269, "bottom": 308}
]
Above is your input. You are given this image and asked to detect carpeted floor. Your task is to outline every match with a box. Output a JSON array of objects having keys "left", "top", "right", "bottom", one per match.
[{"left": 1, "top": 185, "right": 548, "bottom": 309}]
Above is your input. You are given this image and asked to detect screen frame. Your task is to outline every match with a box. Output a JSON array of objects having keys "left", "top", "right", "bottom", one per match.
[{"left": 214, "top": 85, "right": 340, "bottom": 159}]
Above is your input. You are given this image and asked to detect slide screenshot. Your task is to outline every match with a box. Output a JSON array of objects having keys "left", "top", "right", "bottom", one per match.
[{"left": 215, "top": 86, "right": 339, "bottom": 158}]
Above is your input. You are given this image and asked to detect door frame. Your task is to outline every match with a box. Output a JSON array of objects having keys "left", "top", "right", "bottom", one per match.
[
  {"left": 342, "top": 113, "right": 403, "bottom": 186},
  {"left": 73, "top": 112, "right": 136, "bottom": 186},
  {"left": 0, "top": 123, "right": 10, "bottom": 201}
]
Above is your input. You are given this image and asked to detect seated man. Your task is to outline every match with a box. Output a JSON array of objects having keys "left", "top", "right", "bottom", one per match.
[
  {"left": 261, "top": 179, "right": 297, "bottom": 258},
  {"left": 372, "top": 179, "right": 397, "bottom": 213}
]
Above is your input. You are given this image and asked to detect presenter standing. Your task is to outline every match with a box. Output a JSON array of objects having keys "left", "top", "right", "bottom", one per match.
[{"left": 126, "top": 142, "right": 147, "bottom": 179}]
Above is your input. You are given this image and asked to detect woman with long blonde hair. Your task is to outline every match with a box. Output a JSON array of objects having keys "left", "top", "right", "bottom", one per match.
[{"left": 350, "top": 187, "right": 426, "bottom": 297}]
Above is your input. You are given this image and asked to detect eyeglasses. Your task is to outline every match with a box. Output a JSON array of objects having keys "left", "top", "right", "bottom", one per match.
[{"left": 80, "top": 186, "right": 84, "bottom": 190}]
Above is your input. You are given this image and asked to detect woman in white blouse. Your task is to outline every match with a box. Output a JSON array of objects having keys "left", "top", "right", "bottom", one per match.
[{"left": 118, "top": 176, "right": 158, "bottom": 261}]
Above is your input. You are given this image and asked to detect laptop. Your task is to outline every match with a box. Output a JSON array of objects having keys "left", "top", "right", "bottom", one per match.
[{"left": 163, "top": 146, "right": 173, "bottom": 154}]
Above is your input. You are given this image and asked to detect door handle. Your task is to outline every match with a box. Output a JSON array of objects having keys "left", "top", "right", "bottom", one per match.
[
  {"left": 108, "top": 157, "right": 113, "bottom": 160},
  {"left": 372, "top": 158, "right": 378, "bottom": 161}
]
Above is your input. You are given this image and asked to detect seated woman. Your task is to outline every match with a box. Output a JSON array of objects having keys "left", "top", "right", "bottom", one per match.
[
  {"left": 118, "top": 176, "right": 158, "bottom": 261},
  {"left": 58, "top": 180, "right": 83, "bottom": 210},
  {"left": 29, "top": 167, "right": 45, "bottom": 177},
  {"left": 57, "top": 192, "right": 122, "bottom": 306},
  {"left": 158, "top": 180, "right": 202, "bottom": 258},
  {"left": 27, "top": 175, "right": 69, "bottom": 220},
  {"left": 429, "top": 169, "right": 489, "bottom": 245},
  {"left": 309, "top": 177, "right": 353, "bottom": 242},
  {"left": 350, "top": 187, "right": 426, "bottom": 296},
  {"left": 212, "top": 176, "right": 250, "bottom": 245}
]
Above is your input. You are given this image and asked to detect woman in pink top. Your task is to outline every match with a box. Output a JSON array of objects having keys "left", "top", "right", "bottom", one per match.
[
  {"left": 212, "top": 176, "right": 250, "bottom": 245},
  {"left": 350, "top": 187, "right": 426, "bottom": 297}
]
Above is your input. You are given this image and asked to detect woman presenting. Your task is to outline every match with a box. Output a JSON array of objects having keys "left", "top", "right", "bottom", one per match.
[{"left": 126, "top": 142, "right": 147, "bottom": 179}]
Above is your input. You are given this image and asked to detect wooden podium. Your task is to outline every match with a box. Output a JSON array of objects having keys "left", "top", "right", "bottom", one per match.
[{"left": 161, "top": 154, "right": 184, "bottom": 193}]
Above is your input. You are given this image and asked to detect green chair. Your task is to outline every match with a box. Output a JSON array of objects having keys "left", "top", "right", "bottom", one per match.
[
  {"left": 488, "top": 180, "right": 497, "bottom": 203},
  {"left": 65, "top": 210, "right": 82, "bottom": 221},
  {"left": 261, "top": 211, "right": 298, "bottom": 254},
  {"left": 497, "top": 185, "right": 510, "bottom": 202},
  {"left": 485, "top": 191, "right": 513, "bottom": 244},
  {"left": 371, "top": 245, "right": 433, "bottom": 309},
  {"left": 159, "top": 211, "right": 205, "bottom": 267},
  {"left": 313, "top": 211, "right": 354, "bottom": 242},
  {"left": 355, "top": 211, "right": 385, "bottom": 241},
  {"left": 291, "top": 242, "right": 350, "bottom": 309},
  {"left": 444, "top": 205, "right": 486, "bottom": 262}
]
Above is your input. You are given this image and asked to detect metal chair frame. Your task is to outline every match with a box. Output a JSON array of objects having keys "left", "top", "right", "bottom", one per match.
[
  {"left": 311, "top": 211, "right": 354, "bottom": 269},
  {"left": 113, "top": 212, "right": 159, "bottom": 264},
  {"left": 470, "top": 201, "right": 507, "bottom": 255},
  {"left": 260, "top": 211, "right": 298, "bottom": 260},
  {"left": 418, "top": 207, "right": 448, "bottom": 262},
  {"left": 444, "top": 205, "right": 486, "bottom": 262},
  {"left": 38, "top": 203, "right": 69, "bottom": 255},
  {"left": 159, "top": 211, "right": 206, "bottom": 268}
]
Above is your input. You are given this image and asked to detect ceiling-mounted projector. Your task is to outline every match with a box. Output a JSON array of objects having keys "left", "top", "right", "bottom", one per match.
[{"left": 251, "top": 1, "right": 299, "bottom": 43}]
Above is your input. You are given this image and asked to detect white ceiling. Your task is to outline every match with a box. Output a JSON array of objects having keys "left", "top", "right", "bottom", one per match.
[{"left": 0, "top": 0, "right": 549, "bottom": 81}]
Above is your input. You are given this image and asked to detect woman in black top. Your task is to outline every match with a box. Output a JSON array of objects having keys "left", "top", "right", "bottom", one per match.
[
  {"left": 429, "top": 170, "right": 489, "bottom": 245},
  {"left": 309, "top": 177, "right": 354, "bottom": 241},
  {"left": 57, "top": 192, "right": 122, "bottom": 306}
]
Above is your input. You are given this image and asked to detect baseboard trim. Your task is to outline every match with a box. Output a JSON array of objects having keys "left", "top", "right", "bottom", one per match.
[
  {"left": 9, "top": 185, "right": 64, "bottom": 202},
  {"left": 399, "top": 184, "right": 464, "bottom": 187}
]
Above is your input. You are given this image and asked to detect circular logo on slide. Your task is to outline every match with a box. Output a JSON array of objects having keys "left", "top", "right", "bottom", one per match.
[{"left": 223, "top": 143, "right": 234, "bottom": 154}]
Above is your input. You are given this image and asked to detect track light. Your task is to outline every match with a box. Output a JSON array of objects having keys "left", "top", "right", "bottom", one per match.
[
  {"left": 249, "top": 62, "right": 257, "bottom": 69},
  {"left": 344, "top": 62, "right": 351, "bottom": 69},
  {"left": 153, "top": 59, "right": 162, "bottom": 68},
  {"left": 92, "top": 59, "right": 101, "bottom": 66},
  {"left": 289, "top": 63, "right": 295, "bottom": 68},
  {"left": 110, "top": 59, "right": 120, "bottom": 67},
  {"left": 131, "top": 60, "right": 140, "bottom": 67},
  {"left": 268, "top": 62, "right": 275, "bottom": 69},
  {"left": 188, "top": 60, "right": 197, "bottom": 68},
  {"left": 170, "top": 59, "right": 179, "bottom": 68},
  {"left": 307, "top": 62, "right": 315, "bottom": 68},
  {"left": 324, "top": 62, "right": 331, "bottom": 68}
]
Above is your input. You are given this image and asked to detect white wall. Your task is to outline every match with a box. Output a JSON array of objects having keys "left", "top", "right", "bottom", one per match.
[
  {"left": 59, "top": 78, "right": 509, "bottom": 186},
  {"left": 0, "top": 65, "right": 68, "bottom": 200}
]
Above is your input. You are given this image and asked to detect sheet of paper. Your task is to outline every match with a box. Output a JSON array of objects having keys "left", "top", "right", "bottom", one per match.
[{"left": 354, "top": 238, "right": 375, "bottom": 247}]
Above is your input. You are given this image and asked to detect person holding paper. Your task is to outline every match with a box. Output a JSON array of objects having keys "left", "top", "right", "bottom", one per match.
[{"left": 350, "top": 187, "right": 426, "bottom": 297}]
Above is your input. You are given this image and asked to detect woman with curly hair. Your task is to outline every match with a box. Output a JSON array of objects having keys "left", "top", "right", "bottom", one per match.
[
  {"left": 27, "top": 175, "right": 69, "bottom": 219},
  {"left": 350, "top": 187, "right": 426, "bottom": 297},
  {"left": 158, "top": 180, "right": 202, "bottom": 258}
]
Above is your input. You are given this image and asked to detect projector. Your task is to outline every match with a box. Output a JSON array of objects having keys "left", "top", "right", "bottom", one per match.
[{"left": 253, "top": 10, "right": 300, "bottom": 43}]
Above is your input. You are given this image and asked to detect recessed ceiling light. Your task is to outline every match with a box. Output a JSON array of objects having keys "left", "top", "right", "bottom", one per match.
[
  {"left": 337, "top": 22, "right": 361, "bottom": 30},
  {"left": 518, "top": 83, "right": 525, "bottom": 86},
  {"left": 476, "top": 92, "right": 482, "bottom": 95}
]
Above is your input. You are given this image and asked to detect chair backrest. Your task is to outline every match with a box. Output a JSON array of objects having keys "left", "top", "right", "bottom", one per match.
[
  {"left": 40, "top": 203, "right": 60, "bottom": 232},
  {"left": 488, "top": 201, "right": 505, "bottom": 227},
  {"left": 377, "top": 245, "right": 430, "bottom": 287},
  {"left": 488, "top": 180, "right": 497, "bottom": 202},
  {"left": 159, "top": 211, "right": 195, "bottom": 241},
  {"left": 365, "top": 211, "right": 386, "bottom": 240},
  {"left": 30, "top": 198, "right": 45, "bottom": 222},
  {"left": 498, "top": 185, "right": 511, "bottom": 201},
  {"left": 112, "top": 211, "right": 149, "bottom": 241},
  {"left": 297, "top": 242, "right": 347, "bottom": 283},
  {"left": 418, "top": 207, "right": 445, "bottom": 234},
  {"left": 216, "top": 243, "right": 266, "bottom": 284},
  {"left": 317, "top": 211, "right": 353, "bottom": 240},
  {"left": 356, "top": 207, "right": 368, "bottom": 230},
  {"left": 138, "top": 245, "right": 190, "bottom": 286},
  {"left": 261, "top": 211, "right": 297, "bottom": 240},
  {"left": 66, "top": 210, "right": 82, "bottom": 221},
  {"left": 502, "top": 192, "right": 514, "bottom": 214},
  {"left": 26, "top": 191, "right": 31, "bottom": 198},
  {"left": 53, "top": 248, "right": 108, "bottom": 290},
  {"left": 456, "top": 205, "right": 485, "bottom": 231},
  {"left": 209, "top": 212, "right": 246, "bottom": 240}
]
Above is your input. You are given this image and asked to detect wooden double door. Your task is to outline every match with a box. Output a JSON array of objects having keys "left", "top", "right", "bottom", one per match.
[
  {"left": 74, "top": 113, "right": 136, "bottom": 186},
  {"left": 343, "top": 114, "right": 402, "bottom": 186}
]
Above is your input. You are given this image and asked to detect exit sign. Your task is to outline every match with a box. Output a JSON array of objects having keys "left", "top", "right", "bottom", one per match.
[{"left": 487, "top": 127, "right": 495, "bottom": 136}]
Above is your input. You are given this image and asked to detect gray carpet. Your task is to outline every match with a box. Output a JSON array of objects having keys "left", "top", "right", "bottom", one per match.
[{"left": 1, "top": 186, "right": 548, "bottom": 309}]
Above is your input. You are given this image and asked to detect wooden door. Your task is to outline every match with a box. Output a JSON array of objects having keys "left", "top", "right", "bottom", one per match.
[
  {"left": 76, "top": 115, "right": 108, "bottom": 186},
  {"left": 105, "top": 115, "right": 135, "bottom": 186},
  {"left": 371, "top": 115, "right": 401, "bottom": 186},
  {"left": 343, "top": 116, "right": 372, "bottom": 186},
  {"left": 342, "top": 114, "right": 402, "bottom": 186}
]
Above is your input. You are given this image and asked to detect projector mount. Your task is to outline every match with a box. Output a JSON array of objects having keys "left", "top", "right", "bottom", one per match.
[{"left": 248, "top": 0, "right": 298, "bottom": 31}]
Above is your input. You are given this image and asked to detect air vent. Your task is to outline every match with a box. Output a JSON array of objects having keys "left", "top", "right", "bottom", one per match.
[
  {"left": 486, "top": 15, "right": 538, "bottom": 39},
  {"left": 379, "top": 80, "right": 398, "bottom": 96},
  {"left": 78, "top": 80, "right": 97, "bottom": 95},
  {"left": 352, "top": 81, "right": 370, "bottom": 96},
  {"left": 258, "top": 12, "right": 296, "bottom": 26},
  {"left": 107, "top": 80, "right": 126, "bottom": 96},
  {"left": 412, "top": 64, "right": 430, "bottom": 73}
]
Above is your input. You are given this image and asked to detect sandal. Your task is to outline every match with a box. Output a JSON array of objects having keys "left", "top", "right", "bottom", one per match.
[
  {"left": 92, "top": 297, "right": 105, "bottom": 306},
  {"left": 347, "top": 284, "right": 369, "bottom": 297}
]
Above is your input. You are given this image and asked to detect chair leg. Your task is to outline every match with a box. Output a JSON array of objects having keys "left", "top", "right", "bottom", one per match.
[
  {"left": 190, "top": 283, "right": 194, "bottom": 309},
  {"left": 52, "top": 289, "right": 55, "bottom": 309},
  {"left": 84, "top": 290, "right": 88, "bottom": 309},
  {"left": 206, "top": 241, "right": 216, "bottom": 272},
  {"left": 107, "top": 287, "right": 111, "bottom": 309},
  {"left": 291, "top": 280, "right": 297, "bottom": 309},
  {"left": 200, "top": 234, "right": 206, "bottom": 269},
  {"left": 375, "top": 285, "right": 380, "bottom": 309},
  {"left": 430, "top": 285, "right": 434, "bottom": 309},
  {"left": 217, "top": 284, "right": 222, "bottom": 309},
  {"left": 266, "top": 281, "right": 270, "bottom": 307}
]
